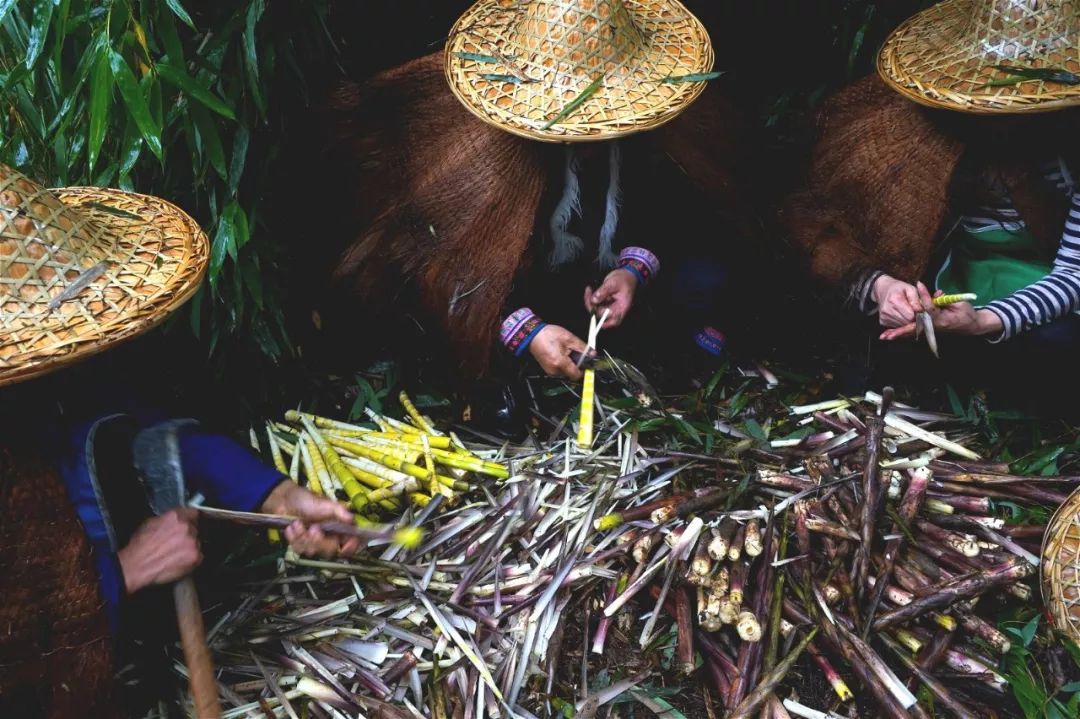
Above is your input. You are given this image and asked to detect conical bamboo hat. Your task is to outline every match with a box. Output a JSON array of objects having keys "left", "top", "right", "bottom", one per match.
[
  {"left": 879, "top": 0, "right": 1080, "bottom": 114},
  {"left": 0, "top": 165, "right": 208, "bottom": 387},
  {"left": 445, "top": 0, "right": 715, "bottom": 142},
  {"left": 1043, "top": 487, "right": 1080, "bottom": 640}
]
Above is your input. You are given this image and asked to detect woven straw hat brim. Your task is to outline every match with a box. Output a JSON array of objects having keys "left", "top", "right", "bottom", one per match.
[
  {"left": 879, "top": 0, "right": 1080, "bottom": 114},
  {"left": 0, "top": 188, "right": 208, "bottom": 387},
  {"left": 1043, "top": 487, "right": 1080, "bottom": 641},
  {"left": 445, "top": 0, "right": 715, "bottom": 142}
]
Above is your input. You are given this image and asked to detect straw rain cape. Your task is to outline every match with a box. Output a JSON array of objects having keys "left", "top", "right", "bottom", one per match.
[
  {"left": 325, "top": 53, "right": 740, "bottom": 377},
  {"left": 780, "top": 75, "right": 1072, "bottom": 288}
]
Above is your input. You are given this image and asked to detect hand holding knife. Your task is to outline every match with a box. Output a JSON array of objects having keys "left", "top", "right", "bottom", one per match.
[{"left": 908, "top": 285, "right": 978, "bottom": 358}]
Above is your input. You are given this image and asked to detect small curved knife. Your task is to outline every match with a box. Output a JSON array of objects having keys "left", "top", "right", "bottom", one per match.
[{"left": 915, "top": 310, "right": 939, "bottom": 358}]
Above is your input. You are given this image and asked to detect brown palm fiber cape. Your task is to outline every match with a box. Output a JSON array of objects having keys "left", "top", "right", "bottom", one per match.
[
  {"left": 781, "top": 74, "right": 1071, "bottom": 290},
  {"left": 326, "top": 52, "right": 741, "bottom": 377},
  {"left": 0, "top": 445, "right": 121, "bottom": 719}
]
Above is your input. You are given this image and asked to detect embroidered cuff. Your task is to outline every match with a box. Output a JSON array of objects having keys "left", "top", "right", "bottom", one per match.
[
  {"left": 618, "top": 247, "right": 660, "bottom": 286},
  {"left": 853, "top": 270, "right": 885, "bottom": 315},
  {"left": 501, "top": 308, "right": 547, "bottom": 356},
  {"left": 694, "top": 326, "right": 727, "bottom": 357}
]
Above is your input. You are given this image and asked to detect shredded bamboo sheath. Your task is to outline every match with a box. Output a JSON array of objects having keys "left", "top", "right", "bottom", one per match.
[{"left": 577, "top": 368, "right": 597, "bottom": 449}]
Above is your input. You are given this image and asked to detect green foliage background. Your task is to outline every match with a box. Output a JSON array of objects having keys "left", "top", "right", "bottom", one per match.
[{"left": 0, "top": 0, "right": 341, "bottom": 391}]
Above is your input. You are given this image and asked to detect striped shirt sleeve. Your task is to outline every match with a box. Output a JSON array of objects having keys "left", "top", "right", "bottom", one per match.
[{"left": 985, "top": 191, "right": 1080, "bottom": 341}]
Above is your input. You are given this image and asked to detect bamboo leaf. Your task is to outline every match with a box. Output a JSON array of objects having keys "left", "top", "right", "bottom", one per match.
[
  {"left": 628, "top": 688, "right": 688, "bottom": 719},
  {"left": 229, "top": 123, "right": 249, "bottom": 196},
  {"left": 118, "top": 116, "right": 143, "bottom": 176},
  {"left": 241, "top": 253, "right": 263, "bottom": 308},
  {"left": 0, "top": 0, "right": 17, "bottom": 26},
  {"left": 83, "top": 202, "right": 141, "bottom": 221},
  {"left": 157, "top": 3, "right": 186, "bottom": 64},
  {"left": 131, "top": 19, "right": 151, "bottom": 70},
  {"left": 1020, "top": 614, "right": 1040, "bottom": 647},
  {"left": 993, "top": 64, "right": 1080, "bottom": 85},
  {"left": 243, "top": 0, "right": 266, "bottom": 115},
  {"left": 223, "top": 201, "right": 241, "bottom": 261},
  {"left": 661, "top": 71, "right": 722, "bottom": 84},
  {"left": 453, "top": 51, "right": 500, "bottom": 64},
  {"left": 480, "top": 73, "right": 534, "bottom": 85},
  {"left": 25, "top": 0, "right": 54, "bottom": 70},
  {"left": 47, "top": 30, "right": 100, "bottom": 137},
  {"left": 234, "top": 204, "right": 251, "bottom": 250},
  {"left": 157, "top": 60, "right": 237, "bottom": 120},
  {"left": 109, "top": 48, "right": 163, "bottom": 161},
  {"left": 542, "top": 75, "right": 604, "bottom": 130},
  {"left": 210, "top": 203, "right": 238, "bottom": 288},
  {"left": 87, "top": 35, "right": 112, "bottom": 171},
  {"left": 189, "top": 103, "right": 227, "bottom": 180},
  {"left": 164, "top": 0, "right": 197, "bottom": 31}
]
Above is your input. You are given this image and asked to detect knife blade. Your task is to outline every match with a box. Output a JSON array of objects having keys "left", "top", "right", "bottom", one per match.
[{"left": 916, "top": 311, "right": 939, "bottom": 358}]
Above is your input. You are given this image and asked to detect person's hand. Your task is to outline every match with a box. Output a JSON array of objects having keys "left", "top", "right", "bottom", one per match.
[
  {"left": 872, "top": 274, "right": 923, "bottom": 328},
  {"left": 933, "top": 302, "right": 1003, "bottom": 336},
  {"left": 528, "top": 324, "right": 590, "bottom": 380},
  {"left": 261, "top": 480, "right": 362, "bottom": 558},
  {"left": 118, "top": 508, "right": 202, "bottom": 594},
  {"left": 584, "top": 269, "right": 638, "bottom": 329},
  {"left": 880, "top": 284, "right": 1004, "bottom": 340}
]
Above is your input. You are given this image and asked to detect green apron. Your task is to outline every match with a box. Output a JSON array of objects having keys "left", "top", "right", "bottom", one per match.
[{"left": 936, "top": 221, "right": 1053, "bottom": 304}]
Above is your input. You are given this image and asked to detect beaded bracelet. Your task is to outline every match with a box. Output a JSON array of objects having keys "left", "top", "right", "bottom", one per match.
[
  {"left": 617, "top": 246, "right": 660, "bottom": 286},
  {"left": 500, "top": 308, "right": 547, "bottom": 356},
  {"left": 694, "top": 327, "right": 727, "bottom": 357}
]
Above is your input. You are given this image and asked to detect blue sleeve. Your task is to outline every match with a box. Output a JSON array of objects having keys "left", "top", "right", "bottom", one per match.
[
  {"left": 56, "top": 417, "right": 125, "bottom": 636},
  {"left": 178, "top": 430, "right": 285, "bottom": 512}
]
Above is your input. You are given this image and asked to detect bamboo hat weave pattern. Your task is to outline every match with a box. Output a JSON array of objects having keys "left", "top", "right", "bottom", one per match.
[
  {"left": 1043, "top": 487, "right": 1080, "bottom": 641},
  {"left": 879, "top": 0, "right": 1080, "bottom": 114},
  {"left": 0, "top": 165, "right": 208, "bottom": 387},
  {"left": 444, "top": 0, "right": 715, "bottom": 142}
]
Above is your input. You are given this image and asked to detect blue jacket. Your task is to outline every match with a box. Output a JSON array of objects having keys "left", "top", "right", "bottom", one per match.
[{"left": 57, "top": 410, "right": 284, "bottom": 635}]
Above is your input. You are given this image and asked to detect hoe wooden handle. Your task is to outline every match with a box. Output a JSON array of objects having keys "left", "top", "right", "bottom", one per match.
[{"left": 174, "top": 577, "right": 222, "bottom": 718}]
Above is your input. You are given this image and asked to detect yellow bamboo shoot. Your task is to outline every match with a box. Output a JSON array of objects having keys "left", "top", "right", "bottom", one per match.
[
  {"left": 302, "top": 418, "right": 378, "bottom": 514},
  {"left": 297, "top": 439, "right": 324, "bottom": 497},
  {"left": 340, "top": 455, "right": 411, "bottom": 488},
  {"left": 359, "top": 435, "right": 508, "bottom": 478},
  {"left": 576, "top": 310, "right": 607, "bottom": 450},
  {"left": 265, "top": 427, "right": 289, "bottom": 544},
  {"left": 284, "top": 410, "right": 372, "bottom": 435},
  {"left": 328, "top": 437, "right": 469, "bottom": 490},
  {"left": 577, "top": 368, "right": 596, "bottom": 449},
  {"left": 399, "top": 391, "right": 443, "bottom": 436},
  {"left": 300, "top": 433, "right": 338, "bottom": 497}
]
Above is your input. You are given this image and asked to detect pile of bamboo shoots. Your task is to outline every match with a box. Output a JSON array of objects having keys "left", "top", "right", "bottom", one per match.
[
  {"left": 207, "top": 391, "right": 667, "bottom": 718},
  {"left": 254, "top": 394, "right": 508, "bottom": 525},
  {"left": 193, "top": 386, "right": 1075, "bottom": 719}
]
